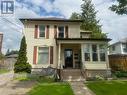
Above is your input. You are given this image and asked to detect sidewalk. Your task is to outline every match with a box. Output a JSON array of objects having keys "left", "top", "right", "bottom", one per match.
[
  {"left": 0, "top": 71, "right": 14, "bottom": 86},
  {"left": 69, "top": 81, "right": 95, "bottom": 95}
]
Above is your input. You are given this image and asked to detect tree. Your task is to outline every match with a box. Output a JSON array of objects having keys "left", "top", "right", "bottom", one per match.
[
  {"left": 70, "top": 0, "right": 107, "bottom": 38},
  {"left": 70, "top": 12, "right": 80, "bottom": 20},
  {"left": 14, "top": 36, "right": 31, "bottom": 73},
  {"left": 110, "top": 0, "right": 127, "bottom": 15}
]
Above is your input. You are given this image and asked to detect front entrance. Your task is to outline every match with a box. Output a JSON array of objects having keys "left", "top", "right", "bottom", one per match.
[{"left": 64, "top": 49, "right": 73, "bottom": 68}]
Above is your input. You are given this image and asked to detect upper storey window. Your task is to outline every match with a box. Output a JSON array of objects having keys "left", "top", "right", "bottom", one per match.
[
  {"left": 39, "top": 25, "right": 45, "bottom": 38},
  {"left": 58, "top": 26, "right": 64, "bottom": 38},
  {"left": 123, "top": 43, "right": 127, "bottom": 52}
]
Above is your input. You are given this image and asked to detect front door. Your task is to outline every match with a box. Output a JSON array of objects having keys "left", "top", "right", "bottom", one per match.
[{"left": 64, "top": 49, "right": 73, "bottom": 68}]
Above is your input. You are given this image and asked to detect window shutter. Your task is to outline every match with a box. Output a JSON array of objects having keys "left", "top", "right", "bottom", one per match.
[
  {"left": 34, "top": 25, "right": 38, "bottom": 38},
  {"left": 50, "top": 46, "right": 53, "bottom": 64},
  {"left": 54, "top": 25, "right": 57, "bottom": 38},
  {"left": 65, "top": 26, "right": 68, "bottom": 38},
  {"left": 46, "top": 25, "right": 49, "bottom": 39},
  {"left": 33, "top": 46, "right": 37, "bottom": 64}
]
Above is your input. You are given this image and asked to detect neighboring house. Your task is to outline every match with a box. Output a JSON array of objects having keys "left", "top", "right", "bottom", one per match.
[
  {"left": 20, "top": 18, "right": 111, "bottom": 78},
  {"left": 109, "top": 38, "right": 127, "bottom": 72},
  {"left": 0, "top": 32, "right": 3, "bottom": 53},
  {"left": 109, "top": 38, "right": 127, "bottom": 55}
]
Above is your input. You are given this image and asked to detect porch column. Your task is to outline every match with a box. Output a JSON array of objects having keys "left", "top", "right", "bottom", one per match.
[
  {"left": 58, "top": 43, "right": 62, "bottom": 69},
  {"left": 81, "top": 44, "right": 85, "bottom": 68}
]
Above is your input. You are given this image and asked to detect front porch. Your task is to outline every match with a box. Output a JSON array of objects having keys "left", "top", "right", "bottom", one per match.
[{"left": 58, "top": 44, "right": 82, "bottom": 69}]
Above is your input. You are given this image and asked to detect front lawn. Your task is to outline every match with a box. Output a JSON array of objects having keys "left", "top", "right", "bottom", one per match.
[
  {"left": 86, "top": 80, "right": 127, "bottom": 95},
  {"left": 21, "top": 76, "right": 74, "bottom": 95},
  {"left": 28, "top": 83, "right": 74, "bottom": 95}
]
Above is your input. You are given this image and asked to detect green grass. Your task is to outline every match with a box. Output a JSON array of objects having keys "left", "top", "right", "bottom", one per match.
[
  {"left": 86, "top": 80, "right": 127, "bottom": 95},
  {"left": 27, "top": 76, "right": 74, "bottom": 95},
  {"left": 15, "top": 74, "right": 74, "bottom": 95},
  {"left": 28, "top": 83, "right": 74, "bottom": 95},
  {"left": 0, "top": 69, "right": 9, "bottom": 74}
]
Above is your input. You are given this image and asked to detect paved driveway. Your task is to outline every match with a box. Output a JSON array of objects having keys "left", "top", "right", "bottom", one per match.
[
  {"left": 0, "top": 71, "right": 14, "bottom": 86},
  {"left": 0, "top": 80, "right": 36, "bottom": 95},
  {"left": 0, "top": 72, "right": 36, "bottom": 95}
]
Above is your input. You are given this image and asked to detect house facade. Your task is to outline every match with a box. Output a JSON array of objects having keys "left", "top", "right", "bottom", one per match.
[
  {"left": 109, "top": 39, "right": 127, "bottom": 55},
  {"left": 20, "top": 18, "right": 111, "bottom": 78}
]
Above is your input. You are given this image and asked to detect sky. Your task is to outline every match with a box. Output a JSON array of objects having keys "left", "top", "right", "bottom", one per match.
[{"left": 0, "top": 0, "right": 127, "bottom": 54}]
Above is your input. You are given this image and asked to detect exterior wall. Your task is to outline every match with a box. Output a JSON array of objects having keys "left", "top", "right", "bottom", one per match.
[{"left": 23, "top": 21, "right": 81, "bottom": 68}]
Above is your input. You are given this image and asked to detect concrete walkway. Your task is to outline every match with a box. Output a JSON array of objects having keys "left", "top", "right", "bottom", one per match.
[
  {"left": 0, "top": 71, "right": 14, "bottom": 86},
  {"left": 69, "top": 82, "right": 95, "bottom": 95}
]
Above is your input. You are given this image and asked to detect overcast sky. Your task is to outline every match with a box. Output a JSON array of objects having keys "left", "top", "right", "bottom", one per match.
[{"left": 0, "top": 0, "right": 127, "bottom": 54}]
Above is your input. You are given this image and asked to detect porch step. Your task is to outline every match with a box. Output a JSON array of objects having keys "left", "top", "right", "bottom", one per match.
[{"left": 61, "top": 69, "right": 85, "bottom": 82}]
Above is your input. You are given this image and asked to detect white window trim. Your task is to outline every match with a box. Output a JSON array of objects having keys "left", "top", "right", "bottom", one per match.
[
  {"left": 37, "top": 46, "right": 50, "bottom": 65},
  {"left": 84, "top": 44, "right": 107, "bottom": 63},
  {"left": 57, "top": 26, "right": 65, "bottom": 38},
  {"left": 38, "top": 25, "right": 46, "bottom": 38}
]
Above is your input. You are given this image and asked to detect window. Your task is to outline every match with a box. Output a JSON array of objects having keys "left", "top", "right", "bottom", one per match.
[
  {"left": 38, "top": 47, "right": 49, "bottom": 64},
  {"left": 39, "top": 25, "right": 45, "bottom": 37},
  {"left": 99, "top": 45, "right": 106, "bottom": 61},
  {"left": 123, "top": 43, "right": 127, "bottom": 52},
  {"left": 84, "top": 44, "right": 90, "bottom": 61},
  {"left": 92, "top": 45, "right": 98, "bottom": 61},
  {"left": 58, "top": 26, "right": 64, "bottom": 38},
  {"left": 112, "top": 46, "right": 115, "bottom": 51}
]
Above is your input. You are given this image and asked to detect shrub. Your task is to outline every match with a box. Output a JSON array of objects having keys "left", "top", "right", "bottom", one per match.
[{"left": 115, "top": 71, "right": 127, "bottom": 78}]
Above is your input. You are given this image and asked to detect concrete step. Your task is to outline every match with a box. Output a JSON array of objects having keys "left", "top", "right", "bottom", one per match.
[{"left": 61, "top": 69, "right": 85, "bottom": 82}]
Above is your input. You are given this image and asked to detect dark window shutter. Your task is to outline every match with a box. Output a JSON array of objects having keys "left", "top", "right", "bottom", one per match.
[
  {"left": 65, "top": 26, "right": 68, "bottom": 38},
  {"left": 46, "top": 25, "right": 49, "bottom": 39},
  {"left": 34, "top": 25, "right": 38, "bottom": 38},
  {"left": 33, "top": 46, "right": 37, "bottom": 64},
  {"left": 50, "top": 46, "right": 53, "bottom": 64},
  {"left": 54, "top": 25, "right": 57, "bottom": 38}
]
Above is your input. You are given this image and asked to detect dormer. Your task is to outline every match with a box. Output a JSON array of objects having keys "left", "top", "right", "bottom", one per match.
[{"left": 80, "top": 30, "right": 92, "bottom": 38}]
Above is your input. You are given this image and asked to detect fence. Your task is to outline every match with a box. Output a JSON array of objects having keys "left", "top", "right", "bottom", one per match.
[{"left": 108, "top": 54, "right": 127, "bottom": 72}]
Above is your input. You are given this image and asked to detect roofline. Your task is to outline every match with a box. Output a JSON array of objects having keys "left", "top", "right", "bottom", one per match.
[
  {"left": 56, "top": 38, "right": 111, "bottom": 42},
  {"left": 109, "top": 41, "right": 127, "bottom": 47},
  {"left": 19, "top": 18, "right": 83, "bottom": 23}
]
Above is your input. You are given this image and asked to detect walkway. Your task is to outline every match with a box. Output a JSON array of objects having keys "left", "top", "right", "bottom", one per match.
[
  {"left": 0, "top": 71, "right": 14, "bottom": 86},
  {"left": 69, "top": 81, "right": 95, "bottom": 95}
]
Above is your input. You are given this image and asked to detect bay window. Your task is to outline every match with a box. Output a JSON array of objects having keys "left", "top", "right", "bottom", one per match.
[
  {"left": 38, "top": 47, "right": 49, "bottom": 64},
  {"left": 84, "top": 44, "right": 107, "bottom": 62}
]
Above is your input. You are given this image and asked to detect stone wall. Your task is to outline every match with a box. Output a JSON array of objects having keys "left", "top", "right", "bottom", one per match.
[{"left": 85, "top": 69, "right": 111, "bottom": 79}]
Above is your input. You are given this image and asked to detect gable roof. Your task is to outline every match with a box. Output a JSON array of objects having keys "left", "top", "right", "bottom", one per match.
[
  {"left": 20, "top": 17, "right": 82, "bottom": 23},
  {"left": 110, "top": 37, "right": 127, "bottom": 46}
]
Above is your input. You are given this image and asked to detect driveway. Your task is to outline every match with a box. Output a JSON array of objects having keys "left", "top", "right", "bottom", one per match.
[
  {"left": 0, "top": 80, "right": 36, "bottom": 95},
  {"left": 0, "top": 71, "right": 14, "bottom": 86},
  {"left": 0, "top": 72, "right": 36, "bottom": 95}
]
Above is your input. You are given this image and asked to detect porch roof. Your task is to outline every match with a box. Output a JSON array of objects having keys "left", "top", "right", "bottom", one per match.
[{"left": 56, "top": 38, "right": 111, "bottom": 44}]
